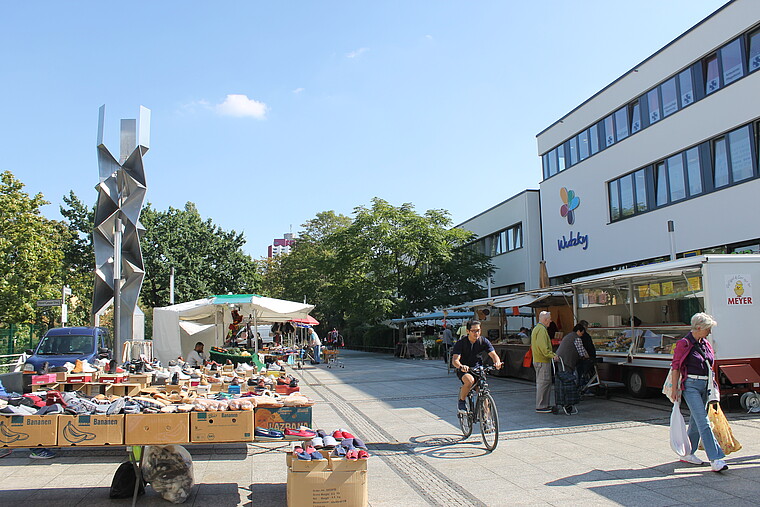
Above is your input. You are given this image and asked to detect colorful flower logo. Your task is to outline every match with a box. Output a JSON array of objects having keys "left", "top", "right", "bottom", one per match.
[{"left": 560, "top": 187, "right": 580, "bottom": 225}]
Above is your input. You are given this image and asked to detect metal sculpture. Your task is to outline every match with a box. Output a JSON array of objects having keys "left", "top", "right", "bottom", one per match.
[{"left": 93, "top": 105, "right": 150, "bottom": 353}]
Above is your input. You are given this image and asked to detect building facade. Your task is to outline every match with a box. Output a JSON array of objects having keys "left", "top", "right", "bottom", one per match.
[
  {"left": 457, "top": 190, "right": 543, "bottom": 294},
  {"left": 267, "top": 233, "right": 295, "bottom": 258},
  {"left": 537, "top": 0, "right": 760, "bottom": 283}
]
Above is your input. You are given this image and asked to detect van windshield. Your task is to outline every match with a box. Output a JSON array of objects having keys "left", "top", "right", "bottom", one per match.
[{"left": 37, "top": 335, "right": 95, "bottom": 355}]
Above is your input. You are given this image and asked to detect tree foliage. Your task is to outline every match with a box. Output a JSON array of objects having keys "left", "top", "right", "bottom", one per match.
[
  {"left": 264, "top": 198, "right": 492, "bottom": 330},
  {"left": 0, "top": 171, "right": 68, "bottom": 323}
]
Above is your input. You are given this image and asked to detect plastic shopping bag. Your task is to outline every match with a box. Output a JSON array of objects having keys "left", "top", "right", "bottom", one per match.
[
  {"left": 708, "top": 403, "right": 742, "bottom": 455},
  {"left": 662, "top": 369, "right": 678, "bottom": 403},
  {"left": 142, "top": 445, "right": 194, "bottom": 504},
  {"left": 670, "top": 402, "right": 690, "bottom": 457}
]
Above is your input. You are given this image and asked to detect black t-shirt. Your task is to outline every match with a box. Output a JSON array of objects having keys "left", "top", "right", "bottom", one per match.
[
  {"left": 451, "top": 337, "right": 495, "bottom": 367},
  {"left": 581, "top": 332, "right": 596, "bottom": 359}
]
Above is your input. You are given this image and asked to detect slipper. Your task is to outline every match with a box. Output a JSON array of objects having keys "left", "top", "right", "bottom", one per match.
[
  {"left": 331, "top": 445, "right": 347, "bottom": 458},
  {"left": 341, "top": 431, "right": 355, "bottom": 439},
  {"left": 316, "top": 429, "right": 327, "bottom": 438},
  {"left": 352, "top": 437, "right": 367, "bottom": 449},
  {"left": 357, "top": 449, "right": 369, "bottom": 459},
  {"left": 293, "top": 446, "right": 311, "bottom": 461},
  {"left": 311, "top": 436, "right": 324, "bottom": 449},
  {"left": 305, "top": 446, "right": 324, "bottom": 460},
  {"left": 332, "top": 430, "right": 345, "bottom": 440},
  {"left": 322, "top": 435, "right": 338, "bottom": 449},
  {"left": 341, "top": 438, "right": 355, "bottom": 449},
  {"left": 345, "top": 449, "right": 359, "bottom": 460}
]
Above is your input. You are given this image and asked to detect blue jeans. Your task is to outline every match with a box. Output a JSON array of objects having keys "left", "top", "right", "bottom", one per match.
[
  {"left": 313, "top": 345, "right": 321, "bottom": 363},
  {"left": 683, "top": 377, "right": 724, "bottom": 461}
]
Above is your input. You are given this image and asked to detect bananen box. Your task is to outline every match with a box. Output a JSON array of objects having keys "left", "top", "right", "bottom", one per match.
[
  {"left": 190, "top": 411, "right": 254, "bottom": 443},
  {"left": 0, "top": 415, "right": 58, "bottom": 447},
  {"left": 57, "top": 415, "right": 124, "bottom": 446}
]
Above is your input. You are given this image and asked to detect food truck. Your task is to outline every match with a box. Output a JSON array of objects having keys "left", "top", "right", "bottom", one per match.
[{"left": 571, "top": 255, "right": 760, "bottom": 405}]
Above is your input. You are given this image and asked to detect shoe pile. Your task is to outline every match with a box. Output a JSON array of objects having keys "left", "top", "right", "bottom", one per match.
[{"left": 329, "top": 429, "right": 370, "bottom": 460}]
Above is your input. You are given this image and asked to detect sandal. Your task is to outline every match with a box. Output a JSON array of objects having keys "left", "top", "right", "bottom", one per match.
[
  {"left": 357, "top": 449, "right": 369, "bottom": 459},
  {"left": 331, "top": 445, "right": 347, "bottom": 458},
  {"left": 345, "top": 449, "right": 359, "bottom": 460}
]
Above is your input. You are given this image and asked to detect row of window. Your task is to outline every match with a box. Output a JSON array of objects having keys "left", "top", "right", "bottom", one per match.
[
  {"left": 542, "top": 24, "right": 760, "bottom": 180},
  {"left": 492, "top": 283, "right": 526, "bottom": 297},
  {"left": 470, "top": 223, "right": 523, "bottom": 257},
  {"left": 608, "top": 121, "right": 759, "bottom": 222}
]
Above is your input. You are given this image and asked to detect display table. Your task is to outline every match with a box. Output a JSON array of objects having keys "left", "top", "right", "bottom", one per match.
[{"left": 492, "top": 344, "right": 535, "bottom": 381}]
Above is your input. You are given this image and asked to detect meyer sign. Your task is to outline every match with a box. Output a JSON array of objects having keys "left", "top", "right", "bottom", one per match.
[
  {"left": 726, "top": 274, "right": 753, "bottom": 305},
  {"left": 36, "top": 299, "right": 63, "bottom": 307}
]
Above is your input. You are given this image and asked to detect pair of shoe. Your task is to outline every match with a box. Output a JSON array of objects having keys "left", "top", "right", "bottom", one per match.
[
  {"left": 331, "top": 445, "right": 369, "bottom": 460},
  {"left": 285, "top": 428, "right": 316, "bottom": 439},
  {"left": 535, "top": 407, "right": 553, "bottom": 413},
  {"left": 680, "top": 454, "right": 729, "bottom": 472},
  {"left": 332, "top": 429, "right": 355, "bottom": 440},
  {"left": 458, "top": 400, "right": 468, "bottom": 414},
  {"left": 255, "top": 427, "right": 284, "bottom": 440},
  {"left": 341, "top": 437, "right": 367, "bottom": 450},
  {"left": 293, "top": 445, "right": 323, "bottom": 460}
]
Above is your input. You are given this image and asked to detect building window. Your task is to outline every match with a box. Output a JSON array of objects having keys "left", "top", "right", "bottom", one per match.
[
  {"left": 619, "top": 173, "right": 634, "bottom": 218},
  {"left": 713, "top": 137, "right": 729, "bottom": 188},
  {"left": 609, "top": 180, "right": 620, "bottom": 221},
  {"left": 647, "top": 88, "right": 661, "bottom": 124},
  {"left": 568, "top": 137, "right": 579, "bottom": 166},
  {"left": 655, "top": 162, "right": 668, "bottom": 206},
  {"left": 679, "top": 68, "right": 694, "bottom": 107},
  {"left": 661, "top": 77, "right": 678, "bottom": 117},
  {"left": 557, "top": 145, "right": 566, "bottom": 172},
  {"left": 685, "top": 147, "right": 703, "bottom": 196},
  {"left": 704, "top": 54, "right": 720, "bottom": 94},
  {"left": 721, "top": 38, "right": 744, "bottom": 85},
  {"left": 590, "top": 124, "right": 600, "bottom": 154},
  {"left": 604, "top": 115, "right": 615, "bottom": 147},
  {"left": 729, "top": 125, "right": 754, "bottom": 182},
  {"left": 548, "top": 149, "right": 558, "bottom": 176},
  {"left": 749, "top": 29, "right": 760, "bottom": 72},
  {"left": 579, "top": 129, "right": 590, "bottom": 160},
  {"left": 634, "top": 169, "right": 647, "bottom": 212},
  {"left": 630, "top": 100, "right": 642, "bottom": 133},
  {"left": 470, "top": 223, "right": 523, "bottom": 257},
  {"left": 667, "top": 153, "right": 686, "bottom": 202},
  {"left": 614, "top": 107, "right": 629, "bottom": 141},
  {"left": 542, "top": 154, "right": 550, "bottom": 180}
]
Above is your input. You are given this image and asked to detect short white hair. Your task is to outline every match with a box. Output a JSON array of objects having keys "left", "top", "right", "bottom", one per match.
[
  {"left": 691, "top": 312, "right": 717, "bottom": 331},
  {"left": 539, "top": 311, "right": 551, "bottom": 322}
]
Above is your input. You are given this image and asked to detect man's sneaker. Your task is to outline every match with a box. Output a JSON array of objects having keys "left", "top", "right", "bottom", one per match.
[
  {"left": 535, "top": 407, "right": 553, "bottom": 413},
  {"left": 711, "top": 459, "right": 728, "bottom": 472},
  {"left": 679, "top": 454, "right": 704, "bottom": 465},
  {"left": 29, "top": 449, "right": 55, "bottom": 459},
  {"left": 457, "top": 400, "right": 468, "bottom": 414}
]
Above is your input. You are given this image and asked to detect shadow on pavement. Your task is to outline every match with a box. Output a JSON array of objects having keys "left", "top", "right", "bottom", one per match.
[
  {"left": 248, "top": 482, "right": 286, "bottom": 506},
  {"left": 406, "top": 433, "right": 492, "bottom": 459}
]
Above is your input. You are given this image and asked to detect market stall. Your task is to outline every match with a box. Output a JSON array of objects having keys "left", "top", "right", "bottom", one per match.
[{"left": 390, "top": 311, "right": 473, "bottom": 359}]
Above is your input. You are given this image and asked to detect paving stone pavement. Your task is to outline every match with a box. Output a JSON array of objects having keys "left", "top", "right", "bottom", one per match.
[{"left": 1, "top": 349, "right": 759, "bottom": 506}]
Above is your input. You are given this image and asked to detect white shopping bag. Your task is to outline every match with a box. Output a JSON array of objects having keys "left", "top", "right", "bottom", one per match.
[{"left": 670, "top": 402, "right": 690, "bottom": 457}]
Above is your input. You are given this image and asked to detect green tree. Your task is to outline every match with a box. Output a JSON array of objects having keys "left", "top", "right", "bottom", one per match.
[
  {"left": 140, "top": 202, "right": 261, "bottom": 309},
  {"left": 59, "top": 191, "right": 96, "bottom": 326},
  {"left": 0, "top": 171, "right": 68, "bottom": 323}
]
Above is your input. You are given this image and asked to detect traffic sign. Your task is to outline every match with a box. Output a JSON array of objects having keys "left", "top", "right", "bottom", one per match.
[{"left": 36, "top": 299, "right": 62, "bottom": 307}]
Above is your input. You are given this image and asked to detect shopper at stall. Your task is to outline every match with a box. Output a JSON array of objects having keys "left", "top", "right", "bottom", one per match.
[
  {"left": 532, "top": 311, "right": 556, "bottom": 413},
  {"left": 309, "top": 327, "right": 322, "bottom": 364},
  {"left": 185, "top": 342, "right": 206, "bottom": 368},
  {"left": 556, "top": 324, "right": 589, "bottom": 371},
  {"left": 669, "top": 312, "right": 728, "bottom": 472},
  {"left": 452, "top": 319, "right": 503, "bottom": 414},
  {"left": 517, "top": 327, "right": 531, "bottom": 344},
  {"left": 441, "top": 325, "right": 454, "bottom": 363},
  {"left": 576, "top": 320, "right": 597, "bottom": 385}
]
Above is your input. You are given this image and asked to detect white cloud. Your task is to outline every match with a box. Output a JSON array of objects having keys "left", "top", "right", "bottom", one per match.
[
  {"left": 292, "top": 88, "right": 305, "bottom": 94},
  {"left": 425, "top": 34, "right": 433, "bottom": 40},
  {"left": 215, "top": 94, "right": 268, "bottom": 119},
  {"left": 346, "top": 47, "right": 369, "bottom": 59}
]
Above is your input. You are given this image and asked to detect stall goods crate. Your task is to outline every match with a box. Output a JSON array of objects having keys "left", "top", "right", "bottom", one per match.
[
  {"left": 98, "top": 373, "right": 126, "bottom": 384},
  {"left": 128, "top": 373, "right": 151, "bottom": 387},
  {"left": 107, "top": 383, "right": 142, "bottom": 397},
  {"left": 190, "top": 411, "right": 253, "bottom": 443},
  {"left": 0, "top": 415, "right": 58, "bottom": 447},
  {"left": 125, "top": 413, "right": 189, "bottom": 445},
  {"left": 66, "top": 373, "right": 94, "bottom": 383},
  {"left": 254, "top": 406, "right": 312, "bottom": 433},
  {"left": 58, "top": 414, "right": 124, "bottom": 446},
  {"left": 31, "top": 373, "right": 58, "bottom": 385},
  {"left": 286, "top": 452, "right": 367, "bottom": 507}
]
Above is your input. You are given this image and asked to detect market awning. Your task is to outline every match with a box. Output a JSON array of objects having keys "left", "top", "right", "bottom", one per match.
[
  {"left": 211, "top": 294, "right": 315, "bottom": 322},
  {"left": 390, "top": 311, "right": 474, "bottom": 323},
  {"left": 571, "top": 256, "right": 707, "bottom": 286},
  {"left": 492, "top": 292, "right": 558, "bottom": 308},
  {"left": 178, "top": 321, "right": 216, "bottom": 335},
  {"left": 291, "top": 315, "right": 319, "bottom": 326}
]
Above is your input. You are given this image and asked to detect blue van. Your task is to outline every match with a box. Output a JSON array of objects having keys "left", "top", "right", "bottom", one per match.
[{"left": 22, "top": 327, "right": 112, "bottom": 374}]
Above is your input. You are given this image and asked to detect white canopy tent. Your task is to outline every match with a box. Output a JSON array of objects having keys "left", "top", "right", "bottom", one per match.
[{"left": 152, "top": 295, "right": 315, "bottom": 364}]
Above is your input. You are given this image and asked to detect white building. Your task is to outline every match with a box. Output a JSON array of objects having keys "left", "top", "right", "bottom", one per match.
[
  {"left": 457, "top": 190, "right": 543, "bottom": 294},
  {"left": 537, "top": 0, "right": 760, "bottom": 283}
]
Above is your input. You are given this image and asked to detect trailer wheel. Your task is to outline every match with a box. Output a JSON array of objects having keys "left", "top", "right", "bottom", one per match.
[{"left": 626, "top": 369, "right": 650, "bottom": 398}]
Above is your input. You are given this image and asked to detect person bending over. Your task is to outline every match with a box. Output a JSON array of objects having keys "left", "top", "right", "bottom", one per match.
[{"left": 451, "top": 319, "right": 502, "bottom": 414}]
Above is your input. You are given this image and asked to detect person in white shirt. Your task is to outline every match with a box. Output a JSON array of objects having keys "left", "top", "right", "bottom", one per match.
[
  {"left": 186, "top": 342, "right": 206, "bottom": 368},
  {"left": 309, "top": 328, "right": 322, "bottom": 364}
]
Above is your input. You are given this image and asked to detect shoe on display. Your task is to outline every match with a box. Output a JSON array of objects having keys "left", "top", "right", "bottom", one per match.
[
  {"left": 340, "top": 438, "right": 355, "bottom": 450},
  {"left": 357, "top": 449, "right": 369, "bottom": 460},
  {"left": 284, "top": 428, "right": 316, "bottom": 439},
  {"left": 352, "top": 437, "right": 367, "bottom": 450},
  {"left": 311, "top": 437, "right": 324, "bottom": 449},
  {"left": 255, "top": 427, "right": 284, "bottom": 441},
  {"left": 305, "top": 446, "right": 324, "bottom": 460},
  {"left": 332, "top": 430, "right": 346, "bottom": 440},
  {"left": 458, "top": 400, "right": 468, "bottom": 414},
  {"left": 72, "top": 360, "right": 84, "bottom": 374},
  {"left": 331, "top": 445, "right": 347, "bottom": 458},
  {"left": 679, "top": 454, "right": 704, "bottom": 465},
  {"left": 29, "top": 449, "right": 55, "bottom": 459},
  {"left": 293, "top": 446, "right": 311, "bottom": 461},
  {"left": 711, "top": 459, "right": 728, "bottom": 472},
  {"left": 345, "top": 449, "right": 359, "bottom": 460},
  {"left": 321, "top": 435, "right": 338, "bottom": 449}
]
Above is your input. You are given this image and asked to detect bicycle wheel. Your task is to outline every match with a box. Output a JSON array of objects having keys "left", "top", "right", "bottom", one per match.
[
  {"left": 459, "top": 396, "right": 474, "bottom": 438},
  {"left": 478, "top": 393, "right": 499, "bottom": 451}
]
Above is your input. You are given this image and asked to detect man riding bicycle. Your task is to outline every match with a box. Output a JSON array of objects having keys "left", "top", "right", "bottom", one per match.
[{"left": 452, "top": 319, "right": 503, "bottom": 414}]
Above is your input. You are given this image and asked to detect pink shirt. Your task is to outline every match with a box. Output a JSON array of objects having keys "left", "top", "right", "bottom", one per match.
[{"left": 671, "top": 332, "right": 715, "bottom": 391}]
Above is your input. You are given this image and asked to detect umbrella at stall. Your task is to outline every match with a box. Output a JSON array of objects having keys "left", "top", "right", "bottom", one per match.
[{"left": 291, "top": 315, "right": 319, "bottom": 326}]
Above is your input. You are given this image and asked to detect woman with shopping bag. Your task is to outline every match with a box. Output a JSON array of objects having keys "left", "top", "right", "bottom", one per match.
[{"left": 667, "top": 312, "right": 728, "bottom": 472}]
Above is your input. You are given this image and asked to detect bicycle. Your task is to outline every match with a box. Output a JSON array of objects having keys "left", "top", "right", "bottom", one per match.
[{"left": 457, "top": 365, "right": 499, "bottom": 451}]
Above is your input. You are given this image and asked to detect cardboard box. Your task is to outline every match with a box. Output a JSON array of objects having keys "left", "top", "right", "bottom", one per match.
[
  {"left": 255, "top": 407, "right": 312, "bottom": 431},
  {"left": 58, "top": 414, "right": 124, "bottom": 446},
  {"left": 287, "top": 470, "right": 368, "bottom": 507},
  {"left": 31, "top": 373, "right": 57, "bottom": 385},
  {"left": 55, "top": 371, "right": 68, "bottom": 382},
  {"left": 128, "top": 373, "right": 151, "bottom": 386},
  {"left": 125, "top": 413, "right": 189, "bottom": 445},
  {"left": 66, "top": 373, "right": 94, "bottom": 383},
  {"left": 286, "top": 450, "right": 331, "bottom": 472},
  {"left": 190, "top": 411, "right": 253, "bottom": 443},
  {"left": 0, "top": 415, "right": 58, "bottom": 447},
  {"left": 108, "top": 383, "right": 142, "bottom": 397}
]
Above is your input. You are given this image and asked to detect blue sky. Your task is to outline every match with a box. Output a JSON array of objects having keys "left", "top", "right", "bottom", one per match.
[{"left": 1, "top": 1, "right": 726, "bottom": 257}]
